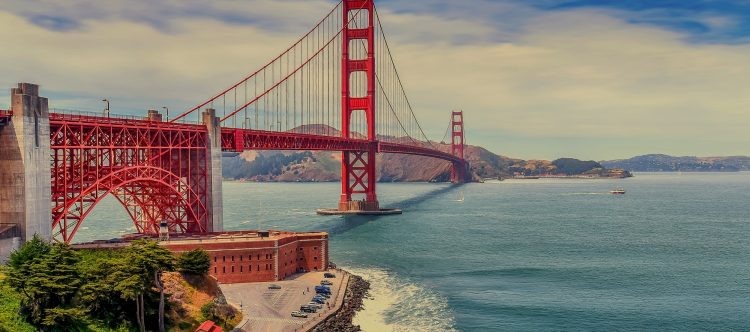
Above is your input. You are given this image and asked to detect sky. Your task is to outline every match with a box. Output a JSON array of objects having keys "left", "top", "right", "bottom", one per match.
[{"left": 1, "top": 0, "right": 749, "bottom": 160}]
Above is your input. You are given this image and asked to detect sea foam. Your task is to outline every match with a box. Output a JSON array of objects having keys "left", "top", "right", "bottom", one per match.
[{"left": 347, "top": 266, "right": 458, "bottom": 332}]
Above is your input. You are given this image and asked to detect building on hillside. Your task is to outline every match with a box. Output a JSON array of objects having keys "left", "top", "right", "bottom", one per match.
[{"left": 73, "top": 230, "right": 329, "bottom": 284}]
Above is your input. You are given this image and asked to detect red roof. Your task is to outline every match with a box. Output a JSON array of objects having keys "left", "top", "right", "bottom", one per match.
[{"left": 196, "top": 320, "right": 223, "bottom": 332}]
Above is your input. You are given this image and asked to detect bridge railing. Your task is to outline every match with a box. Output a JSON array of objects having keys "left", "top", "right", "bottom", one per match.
[{"left": 49, "top": 108, "right": 200, "bottom": 125}]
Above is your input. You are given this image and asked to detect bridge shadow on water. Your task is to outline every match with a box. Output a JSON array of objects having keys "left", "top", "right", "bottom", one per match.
[{"left": 325, "top": 183, "right": 465, "bottom": 236}]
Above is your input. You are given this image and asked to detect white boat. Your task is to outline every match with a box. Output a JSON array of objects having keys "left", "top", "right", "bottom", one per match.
[{"left": 609, "top": 188, "right": 626, "bottom": 195}]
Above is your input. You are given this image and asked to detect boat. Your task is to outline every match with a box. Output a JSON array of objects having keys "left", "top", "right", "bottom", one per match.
[
  {"left": 609, "top": 188, "right": 626, "bottom": 195},
  {"left": 456, "top": 192, "right": 465, "bottom": 202}
]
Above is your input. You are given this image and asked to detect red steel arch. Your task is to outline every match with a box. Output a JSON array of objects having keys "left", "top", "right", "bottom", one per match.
[
  {"left": 51, "top": 166, "right": 206, "bottom": 242},
  {"left": 49, "top": 112, "right": 210, "bottom": 243}
]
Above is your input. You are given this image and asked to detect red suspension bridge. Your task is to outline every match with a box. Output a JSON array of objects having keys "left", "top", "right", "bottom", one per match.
[{"left": 0, "top": 0, "right": 468, "bottom": 244}]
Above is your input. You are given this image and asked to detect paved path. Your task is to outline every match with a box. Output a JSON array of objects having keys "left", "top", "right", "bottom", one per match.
[{"left": 220, "top": 270, "right": 349, "bottom": 332}]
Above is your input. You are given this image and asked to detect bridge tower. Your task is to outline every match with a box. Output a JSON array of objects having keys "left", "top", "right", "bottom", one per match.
[
  {"left": 450, "top": 111, "right": 468, "bottom": 183},
  {"left": 0, "top": 83, "right": 52, "bottom": 261},
  {"left": 339, "top": 0, "right": 380, "bottom": 212}
]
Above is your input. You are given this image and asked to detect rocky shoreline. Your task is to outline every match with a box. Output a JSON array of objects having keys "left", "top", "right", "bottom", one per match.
[{"left": 311, "top": 271, "right": 371, "bottom": 332}]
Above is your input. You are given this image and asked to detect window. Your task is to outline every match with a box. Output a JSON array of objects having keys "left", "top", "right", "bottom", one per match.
[
  {"left": 222, "top": 256, "right": 225, "bottom": 262},
  {"left": 240, "top": 256, "right": 243, "bottom": 262},
  {"left": 257, "top": 255, "right": 260, "bottom": 260},
  {"left": 314, "top": 257, "right": 318, "bottom": 260},
  {"left": 240, "top": 266, "right": 243, "bottom": 273},
  {"left": 231, "top": 266, "right": 234, "bottom": 273},
  {"left": 222, "top": 267, "right": 226, "bottom": 274},
  {"left": 214, "top": 267, "right": 217, "bottom": 273},
  {"left": 214, "top": 256, "right": 217, "bottom": 262},
  {"left": 257, "top": 265, "right": 260, "bottom": 271},
  {"left": 231, "top": 256, "right": 234, "bottom": 262}
]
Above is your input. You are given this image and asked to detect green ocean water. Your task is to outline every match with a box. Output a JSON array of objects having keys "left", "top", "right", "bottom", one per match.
[{"left": 79, "top": 172, "right": 750, "bottom": 331}]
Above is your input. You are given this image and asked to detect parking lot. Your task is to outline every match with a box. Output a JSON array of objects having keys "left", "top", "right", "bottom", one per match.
[{"left": 220, "top": 270, "right": 348, "bottom": 332}]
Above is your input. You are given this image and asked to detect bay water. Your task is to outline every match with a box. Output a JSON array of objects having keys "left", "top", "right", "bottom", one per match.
[{"left": 79, "top": 172, "right": 750, "bottom": 331}]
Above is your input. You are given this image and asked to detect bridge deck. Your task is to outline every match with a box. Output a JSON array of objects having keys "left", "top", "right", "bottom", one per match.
[{"left": 0, "top": 109, "right": 11, "bottom": 126}]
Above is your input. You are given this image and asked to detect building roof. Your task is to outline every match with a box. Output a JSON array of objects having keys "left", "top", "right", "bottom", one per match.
[{"left": 71, "top": 230, "right": 327, "bottom": 249}]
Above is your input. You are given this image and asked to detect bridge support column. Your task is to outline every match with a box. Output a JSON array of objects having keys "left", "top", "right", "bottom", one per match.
[
  {"left": 0, "top": 83, "right": 52, "bottom": 261},
  {"left": 203, "top": 108, "right": 223, "bottom": 232}
]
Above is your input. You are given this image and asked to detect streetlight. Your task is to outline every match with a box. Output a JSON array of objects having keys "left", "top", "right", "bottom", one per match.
[
  {"left": 102, "top": 99, "right": 110, "bottom": 117},
  {"left": 162, "top": 106, "right": 169, "bottom": 121}
]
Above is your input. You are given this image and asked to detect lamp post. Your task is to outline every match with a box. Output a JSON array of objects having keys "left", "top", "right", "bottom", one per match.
[
  {"left": 102, "top": 99, "right": 110, "bottom": 117},
  {"left": 162, "top": 106, "right": 169, "bottom": 121}
]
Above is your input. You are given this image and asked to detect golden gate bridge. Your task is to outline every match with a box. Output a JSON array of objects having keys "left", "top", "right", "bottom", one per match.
[{"left": 0, "top": 0, "right": 468, "bottom": 244}]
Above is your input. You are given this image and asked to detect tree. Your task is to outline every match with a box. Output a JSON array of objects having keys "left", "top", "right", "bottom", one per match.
[
  {"left": 6, "top": 235, "right": 51, "bottom": 297},
  {"left": 176, "top": 249, "right": 211, "bottom": 275},
  {"left": 7, "top": 242, "right": 85, "bottom": 328},
  {"left": 113, "top": 240, "right": 175, "bottom": 332},
  {"left": 78, "top": 255, "right": 132, "bottom": 325}
]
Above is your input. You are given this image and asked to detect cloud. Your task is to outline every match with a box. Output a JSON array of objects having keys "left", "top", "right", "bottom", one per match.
[{"left": 0, "top": 1, "right": 749, "bottom": 159}]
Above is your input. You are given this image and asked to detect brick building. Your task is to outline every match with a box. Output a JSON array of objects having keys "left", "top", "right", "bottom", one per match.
[{"left": 74, "top": 230, "right": 329, "bottom": 284}]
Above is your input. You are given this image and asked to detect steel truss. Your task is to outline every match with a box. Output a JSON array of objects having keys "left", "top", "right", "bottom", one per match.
[{"left": 49, "top": 113, "right": 209, "bottom": 243}]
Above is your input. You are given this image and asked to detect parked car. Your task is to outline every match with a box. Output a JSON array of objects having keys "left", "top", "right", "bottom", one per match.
[
  {"left": 291, "top": 311, "right": 308, "bottom": 318},
  {"left": 324, "top": 273, "right": 336, "bottom": 278},
  {"left": 312, "top": 297, "right": 325, "bottom": 304},
  {"left": 315, "top": 285, "right": 331, "bottom": 293},
  {"left": 308, "top": 302, "right": 323, "bottom": 309},
  {"left": 320, "top": 280, "right": 333, "bottom": 286},
  {"left": 268, "top": 284, "right": 282, "bottom": 290},
  {"left": 300, "top": 305, "right": 317, "bottom": 313}
]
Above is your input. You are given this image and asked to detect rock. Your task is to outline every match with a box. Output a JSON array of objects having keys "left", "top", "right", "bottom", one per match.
[{"left": 311, "top": 272, "right": 371, "bottom": 332}]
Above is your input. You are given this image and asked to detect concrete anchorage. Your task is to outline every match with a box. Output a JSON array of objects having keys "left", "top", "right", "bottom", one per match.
[{"left": 0, "top": 83, "right": 52, "bottom": 262}]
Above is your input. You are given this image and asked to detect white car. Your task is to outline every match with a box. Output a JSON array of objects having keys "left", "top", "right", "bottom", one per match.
[{"left": 291, "top": 311, "right": 308, "bottom": 318}]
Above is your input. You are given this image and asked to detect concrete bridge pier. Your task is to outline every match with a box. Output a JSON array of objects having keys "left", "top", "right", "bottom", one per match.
[
  {"left": 203, "top": 108, "right": 223, "bottom": 232},
  {"left": 0, "top": 83, "right": 52, "bottom": 262}
]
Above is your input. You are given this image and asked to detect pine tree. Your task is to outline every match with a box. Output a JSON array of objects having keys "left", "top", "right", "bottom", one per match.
[
  {"left": 176, "top": 248, "right": 211, "bottom": 275},
  {"left": 20, "top": 244, "right": 84, "bottom": 327},
  {"left": 113, "top": 240, "right": 175, "bottom": 332}
]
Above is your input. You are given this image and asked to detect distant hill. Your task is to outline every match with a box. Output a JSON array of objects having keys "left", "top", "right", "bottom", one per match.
[
  {"left": 601, "top": 154, "right": 750, "bottom": 172},
  {"left": 221, "top": 125, "right": 631, "bottom": 182}
]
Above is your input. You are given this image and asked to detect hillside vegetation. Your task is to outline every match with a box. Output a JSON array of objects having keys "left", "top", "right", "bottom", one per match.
[
  {"left": 221, "top": 142, "right": 629, "bottom": 181},
  {"left": 1, "top": 238, "right": 238, "bottom": 331},
  {"left": 602, "top": 154, "right": 750, "bottom": 172}
]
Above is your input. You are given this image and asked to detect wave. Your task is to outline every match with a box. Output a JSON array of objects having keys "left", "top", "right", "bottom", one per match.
[{"left": 346, "top": 266, "right": 458, "bottom": 332}]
